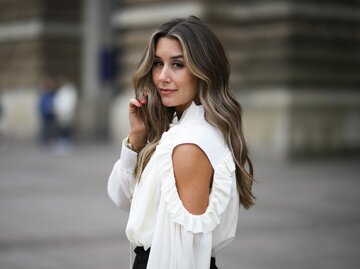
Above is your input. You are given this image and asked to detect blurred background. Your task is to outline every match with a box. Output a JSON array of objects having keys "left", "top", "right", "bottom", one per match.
[{"left": 0, "top": 0, "right": 359, "bottom": 268}]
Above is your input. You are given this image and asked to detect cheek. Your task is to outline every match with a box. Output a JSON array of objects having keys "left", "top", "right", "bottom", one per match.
[
  {"left": 179, "top": 73, "right": 194, "bottom": 86},
  {"left": 184, "top": 75, "right": 199, "bottom": 93}
]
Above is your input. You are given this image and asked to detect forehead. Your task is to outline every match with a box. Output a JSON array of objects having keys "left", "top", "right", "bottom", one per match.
[{"left": 155, "top": 37, "right": 183, "bottom": 57}]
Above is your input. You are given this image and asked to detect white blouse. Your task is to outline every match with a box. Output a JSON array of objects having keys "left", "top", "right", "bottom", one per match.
[{"left": 107, "top": 102, "right": 240, "bottom": 269}]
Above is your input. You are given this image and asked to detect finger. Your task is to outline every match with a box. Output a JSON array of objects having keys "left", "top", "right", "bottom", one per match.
[
  {"left": 129, "top": 98, "right": 141, "bottom": 108},
  {"left": 141, "top": 90, "right": 149, "bottom": 104}
]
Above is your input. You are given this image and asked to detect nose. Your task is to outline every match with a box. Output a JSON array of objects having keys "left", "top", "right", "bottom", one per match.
[{"left": 158, "top": 65, "right": 171, "bottom": 83}]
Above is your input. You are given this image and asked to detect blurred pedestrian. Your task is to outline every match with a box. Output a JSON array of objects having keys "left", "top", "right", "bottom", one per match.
[
  {"left": 107, "top": 16, "right": 255, "bottom": 269},
  {"left": 53, "top": 75, "right": 78, "bottom": 152},
  {"left": 38, "top": 75, "right": 57, "bottom": 146}
]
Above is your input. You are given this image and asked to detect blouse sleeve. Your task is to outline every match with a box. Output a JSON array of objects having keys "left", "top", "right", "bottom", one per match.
[
  {"left": 107, "top": 138, "right": 138, "bottom": 212},
  {"left": 146, "top": 128, "right": 236, "bottom": 269}
]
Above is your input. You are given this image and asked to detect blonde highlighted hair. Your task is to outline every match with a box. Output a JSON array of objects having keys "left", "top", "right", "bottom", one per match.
[{"left": 132, "top": 16, "right": 255, "bottom": 209}]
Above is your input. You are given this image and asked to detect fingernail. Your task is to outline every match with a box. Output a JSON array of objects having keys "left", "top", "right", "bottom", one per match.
[{"left": 140, "top": 97, "right": 146, "bottom": 104}]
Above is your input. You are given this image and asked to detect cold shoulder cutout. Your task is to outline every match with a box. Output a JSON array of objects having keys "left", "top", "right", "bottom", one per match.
[
  {"left": 156, "top": 124, "right": 236, "bottom": 233},
  {"left": 172, "top": 143, "right": 213, "bottom": 215}
]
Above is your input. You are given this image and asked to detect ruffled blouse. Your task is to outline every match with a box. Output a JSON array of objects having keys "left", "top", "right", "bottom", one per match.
[{"left": 107, "top": 102, "right": 240, "bottom": 269}]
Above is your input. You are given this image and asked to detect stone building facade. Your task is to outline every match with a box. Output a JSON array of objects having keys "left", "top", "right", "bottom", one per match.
[
  {"left": 0, "top": 0, "right": 82, "bottom": 139},
  {"left": 110, "top": 0, "right": 360, "bottom": 157},
  {"left": 0, "top": 0, "right": 81, "bottom": 88},
  {"left": 0, "top": 0, "right": 359, "bottom": 157}
]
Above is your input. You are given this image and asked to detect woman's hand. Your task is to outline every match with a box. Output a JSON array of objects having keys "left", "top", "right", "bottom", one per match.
[{"left": 128, "top": 97, "right": 147, "bottom": 150}]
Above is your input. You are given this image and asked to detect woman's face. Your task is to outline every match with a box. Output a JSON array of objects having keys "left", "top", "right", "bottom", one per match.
[{"left": 152, "top": 37, "right": 199, "bottom": 117}]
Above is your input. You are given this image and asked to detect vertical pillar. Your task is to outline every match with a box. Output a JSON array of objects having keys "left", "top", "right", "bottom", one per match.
[{"left": 79, "top": 0, "right": 113, "bottom": 139}]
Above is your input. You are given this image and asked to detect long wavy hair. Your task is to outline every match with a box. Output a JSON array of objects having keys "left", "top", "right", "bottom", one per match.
[{"left": 132, "top": 16, "right": 255, "bottom": 209}]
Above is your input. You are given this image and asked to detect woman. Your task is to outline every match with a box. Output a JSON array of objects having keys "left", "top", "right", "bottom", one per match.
[{"left": 108, "top": 16, "right": 255, "bottom": 269}]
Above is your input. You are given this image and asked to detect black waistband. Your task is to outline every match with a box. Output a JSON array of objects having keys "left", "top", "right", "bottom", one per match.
[
  {"left": 134, "top": 246, "right": 150, "bottom": 255},
  {"left": 134, "top": 247, "right": 217, "bottom": 268}
]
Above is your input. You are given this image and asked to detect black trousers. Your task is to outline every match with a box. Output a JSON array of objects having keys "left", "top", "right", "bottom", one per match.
[{"left": 132, "top": 247, "right": 218, "bottom": 269}]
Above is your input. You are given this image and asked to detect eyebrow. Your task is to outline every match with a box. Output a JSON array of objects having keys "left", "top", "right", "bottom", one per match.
[{"left": 154, "top": 55, "right": 184, "bottom": 59}]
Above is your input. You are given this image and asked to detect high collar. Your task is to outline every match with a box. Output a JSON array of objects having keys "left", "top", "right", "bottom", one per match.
[{"left": 170, "top": 102, "right": 204, "bottom": 128}]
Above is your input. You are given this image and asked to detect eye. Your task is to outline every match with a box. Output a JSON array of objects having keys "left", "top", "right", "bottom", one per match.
[
  {"left": 173, "top": 62, "right": 184, "bottom": 69},
  {"left": 153, "top": 60, "right": 163, "bottom": 68}
]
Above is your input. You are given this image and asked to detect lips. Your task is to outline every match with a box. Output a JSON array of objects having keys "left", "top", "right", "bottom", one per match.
[{"left": 159, "top": 88, "right": 176, "bottom": 95}]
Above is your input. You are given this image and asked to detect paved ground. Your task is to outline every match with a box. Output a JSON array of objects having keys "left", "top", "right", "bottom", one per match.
[{"left": 0, "top": 141, "right": 359, "bottom": 269}]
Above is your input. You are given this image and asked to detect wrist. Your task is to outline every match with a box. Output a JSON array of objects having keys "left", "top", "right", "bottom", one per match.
[
  {"left": 127, "top": 134, "right": 146, "bottom": 152},
  {"left": 124, "top": 137, "right": 141, "bottom": 153}
]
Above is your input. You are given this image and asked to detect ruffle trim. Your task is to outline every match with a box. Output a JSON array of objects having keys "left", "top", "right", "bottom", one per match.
[{"left": 157, "top": 128, "right": 235, "bottom": 234}]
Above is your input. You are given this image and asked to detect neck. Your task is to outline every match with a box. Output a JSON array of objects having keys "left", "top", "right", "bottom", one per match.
[{"left": 174, "top": 101, "right": 193, "bottom": 120}]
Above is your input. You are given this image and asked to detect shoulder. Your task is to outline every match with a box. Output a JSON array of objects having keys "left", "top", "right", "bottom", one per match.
[
  {"left": 172, "top": 142, "right": 211, "bottom": 173},
  {"left": 159, "top": 103, "right": 231, "bottom": 167},
  {"left": 174, "top": 120, "right": 230, "bottom": 168}
]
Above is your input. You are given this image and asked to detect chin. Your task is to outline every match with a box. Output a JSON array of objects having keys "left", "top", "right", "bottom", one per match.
[{"left": 161, "top": 99, "right": 176, "bottom": 108}]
